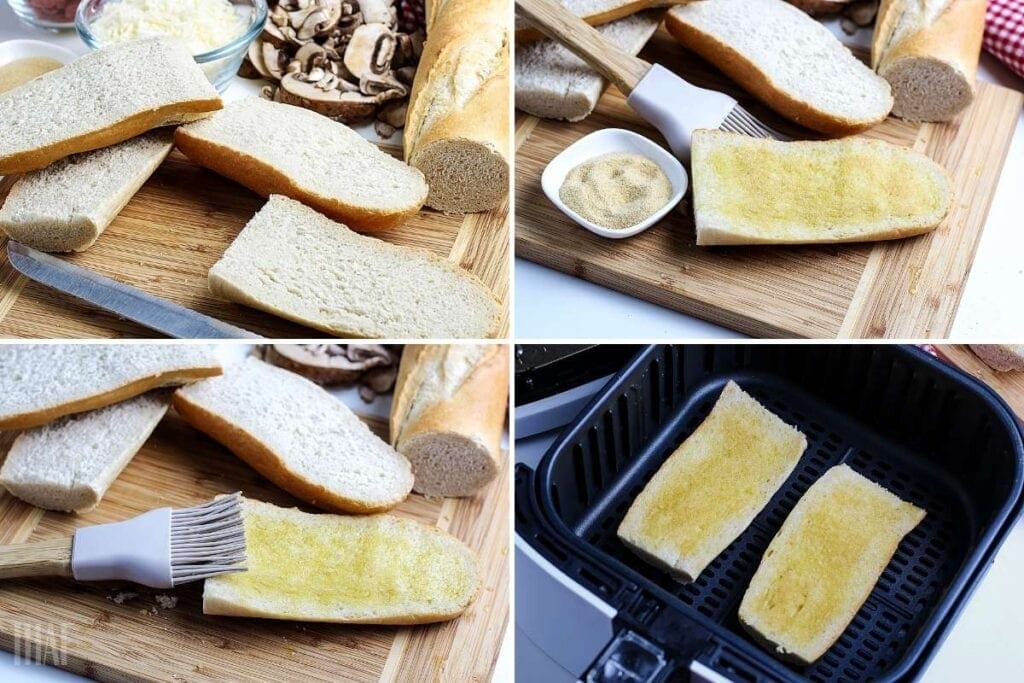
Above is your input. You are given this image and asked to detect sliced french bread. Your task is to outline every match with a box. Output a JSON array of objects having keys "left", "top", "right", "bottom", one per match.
[
  {"left": 739, "top": 465, "right": 925, "bottom": 665},
  {"left": 207, "top": 195, "right": 500, "bottom": 339},
  {"left": 173, "top": 357, "right": 413, "bottom": 514},
  {"left": 0, "top": 392, "right": 171, "bottom": 512},
  {"left": 618, "top": 381, "right": 807, "bottom": 583},
  {"left": 664, "top": 0, "right": 893, "bottom": 136},
  {"left": 202, "top": 498, "right": 480, "bottom": 624},
  {"left": 175, "top": 98, "right": 427, "bottom": 231},
  {"left": 691, "top": 130, "right": 953, "bottom": 245},
  {"left": 0, "top": 344, "right": 220, "bottom": 430},
  {"left": 390, "top": 344, "right": 508, "bottom": 497},
  {"left": 0, "top": 131, "right": 173, "bottom": 252},
  {"left": 0, "top": 37, "right": 220, "bottom": 175},
  {"left": 969, "top": 345, "right": 1024, "bottom": 372},
  {"left": 516, "top": 11, "right": 663, "bottom": 122}
]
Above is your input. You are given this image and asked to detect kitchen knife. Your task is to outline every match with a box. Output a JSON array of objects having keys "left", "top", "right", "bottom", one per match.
[{"left": 6, "top": 241, "right": 262, "bottom": 339}]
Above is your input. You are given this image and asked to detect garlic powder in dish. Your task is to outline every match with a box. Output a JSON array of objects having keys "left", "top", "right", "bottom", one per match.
[
  {"left": 90, "top": 0, "right": 249, "bottom": 55},
  {"left": 559, "top": 153, "right": 673, "bottom": 230}
]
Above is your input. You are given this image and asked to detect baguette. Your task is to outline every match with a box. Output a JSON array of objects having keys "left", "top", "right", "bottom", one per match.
[
  {"left": 664, "top": 0, "right": 893, "bottom": 136},
  {"left": 208, "top": 195, "right": 500, "bottom": 339},
  {"left": 691, "top": 130, "right": 952, "bottom": 245},
  {"left": 390, "top": 344, "right": 508, "bottom": 497},
  {"left": 739, "top": 465, "right": 925, "bottom": 665},
  {"left": 173, "top": 357, "right": 413, "bottom": 514},
  {"left": 969, "top": 345, "right": 1024, "bottom": 372},
  {"left": 618, "top": 381, "right": 807, "bottom": 583},
  {"left": 0, "top": 344, "right": 220, "bottom": 430},
  {"left": 515, "top": 0, "right": 665, "bottom": 43},
  {"left": 404, "top": 0, "right": 509, "bottom": 213},
  {"left": 175, "top": 98, "right": 427, "bottom": 231},
  {"left": 203, "top": 498, "right": 480, "bottom": 624},
  {"left": 0, "top": 37, "right": 220, "bottom": 175},
  {"left": 515, "top": 11, "right": 662, "bottom": 122},
  {"left": 872, "top": 0, "right": 987, "bottom": 122},
  {"left": 0, "top": 131, "right": 173, "bottom": 252},
  {"left": 0, "top": 392, "right": 170, "bottom": 512}
]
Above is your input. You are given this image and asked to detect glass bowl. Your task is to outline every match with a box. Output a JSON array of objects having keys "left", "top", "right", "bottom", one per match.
[
  {"left": 75, "top": 0, "right": 268, "bottom": 92},
  {"left": 7, "top": 0, "right": 79, "bottom": 30}
]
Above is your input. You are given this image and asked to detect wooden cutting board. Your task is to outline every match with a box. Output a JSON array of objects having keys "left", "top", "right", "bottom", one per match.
[
  {"left": 939, "top": 345, "right": 1024, "bottom": 418},
  {"left": 0, "top": 145, "right": 509, "bottom": 339},
  {"left": 516, "top": 31, "right": 1023, "bottom": 338},
  {"left": 0, "top": 410, "right": 508, "bottom": 682}
]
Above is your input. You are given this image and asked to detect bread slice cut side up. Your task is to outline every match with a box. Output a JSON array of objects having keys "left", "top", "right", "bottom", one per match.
[
  {"left": 173, "top": 357, "right": 413, "bottom": 514},
  {"left": 691, "top": 130, "right": 952, "bottom": 245},
  {"left": 175, "top": 98, "right": 427, "bottom": 231},
  {"left": 665, "top": 0, "right": 893, "bottom": 136},
  {"left": 0, "top": 37, "right": 220, "bottom": 174},
  {"left": 0, "top": 392, "right": 171, "bottom": 512},
  {"left": 0, "top": 131, "right": 174, "bottom": 252},
  {"left": 207, "top": 195, "right": 500, "bottom": 339},
  {"left": 202, "top": 498, "right": 480, "bottom": 624},
  {"left": 0, "top": 344, "right": 221, "bottom": 430},
  {"left": 739, "top": 464, "right": 926, "bottom": 665},
  {"left": 617, "top": 381, "right": 807, "bottom": 583}
]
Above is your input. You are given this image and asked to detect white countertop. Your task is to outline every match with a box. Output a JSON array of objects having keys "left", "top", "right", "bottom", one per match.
[{"left": 516, "top": 22, "right": 1024, "bottom": 340}]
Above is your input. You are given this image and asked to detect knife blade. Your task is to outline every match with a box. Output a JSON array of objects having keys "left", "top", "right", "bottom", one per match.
[{"left": 6, "top": 241, "right": 262, "bottom": 339}]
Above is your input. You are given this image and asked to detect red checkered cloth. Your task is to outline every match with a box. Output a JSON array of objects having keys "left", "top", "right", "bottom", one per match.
[{"left": 986, "top": 0, "right": 1024, "bottom": 79}]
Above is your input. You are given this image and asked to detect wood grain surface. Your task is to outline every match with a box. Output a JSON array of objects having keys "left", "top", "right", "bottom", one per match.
[
  {"left": 938, "top": 345, "right": 1024, "bottom": 418},
  {"left": 516, "top": 31, "right": 1023, "bottom": 338},
  {"left": 0, "top": 405, "right": 509, "bottom": 682},
  {"left": 0, "top": 148, "right": 510, "bottom": 339}
]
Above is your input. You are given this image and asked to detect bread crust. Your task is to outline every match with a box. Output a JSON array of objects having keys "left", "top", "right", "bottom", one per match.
[
  {"left": 515, "top": 0, "right": 669, "bottom": 44},
  {"left": 0, "top": 100, "right": 220, "bottom": 175},
  {"left": 0, "top": 367, "right": 221, "bottom": 430},
  {"left": 664, "top": 9, "right": 889, "bottom": 136}
]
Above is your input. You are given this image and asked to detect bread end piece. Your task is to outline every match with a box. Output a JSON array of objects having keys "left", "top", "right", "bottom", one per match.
[{"left": 969, "top": 345, "right": 1024, "bottom": 372}]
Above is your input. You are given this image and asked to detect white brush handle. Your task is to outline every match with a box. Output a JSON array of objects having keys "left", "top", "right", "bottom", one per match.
[
  {"left": 72, "top": 508, "right": 172, "bottom": 588},
  {"left": 0, "top": 538, "right": 73, "bottom": 580}
]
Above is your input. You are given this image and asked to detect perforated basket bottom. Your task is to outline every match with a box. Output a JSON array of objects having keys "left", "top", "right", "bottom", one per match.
[{"left": 572, "top": 374, "right": 972, "bottom": 683}]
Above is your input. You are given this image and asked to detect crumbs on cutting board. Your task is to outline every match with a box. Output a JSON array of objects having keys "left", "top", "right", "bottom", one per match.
[{"left": 106, "top": 589, "right": 179, "bottom": 612}]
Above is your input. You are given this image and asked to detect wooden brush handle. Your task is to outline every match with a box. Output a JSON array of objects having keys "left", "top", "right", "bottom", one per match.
[
  {"left": 0, "top": 537, "right": 73, "bottom": 580},
  {"left": 516, "top": 0, "right": 652, "bottom": 95}
]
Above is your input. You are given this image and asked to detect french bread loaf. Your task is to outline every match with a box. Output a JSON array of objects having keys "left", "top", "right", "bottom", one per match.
[
  {"left": 390, "top": 344, "right": 508, "bottom": 497},
  {"left": 739, "top": 465, "right": 925, "bottom": 665},
  {"left": 969, "top": 345, "right": 1024, "bottom": 372},
  {"left": 515, "top": 0, "right": 664, "bottom": 43},
  {"left": 0, "top": 37, "right": 220, "bottom": 175},
  {"left": 0, "top": 344, "right": 220, "bottom": 430},
  {"left": 618, "top": 381, "right": 807, "bottom": 583},
  {"left": 691, "top": 130, "right": 952, "bottom": 245},
  {"left": 516, "top": 11, "right": 662, "bottom": 122},
  {"left": 404, "top": 0, "right": 510, "bottom": 213},
  {"left": 207, "top": 195, "right": 500, "bottom": 339},
  {"left": 872, "top": 0, "right": 987, "bottom": 122},
  {"left": 0, "top": 131, "right": 173, "bottom": 252},
  {"left": 0, "top": 392, "right": 170, "bottom": 512},
  {"left": 203, "top": 498, "right": 480, "bottom": 624},
  {"left": 172, "top": 357, "right": 414, "bottom": 514},
  {"left": 664, "top": 0, "right": 893, "bottom": 136},
  {"left": 175, "top": 98, "right": 427, "bottom": 231}
]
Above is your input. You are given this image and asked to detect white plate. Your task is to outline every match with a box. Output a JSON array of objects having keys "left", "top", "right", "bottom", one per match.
[
  {"left": 0, "top": 39, "right": 77, "bottom": 68},
  {"left": 540, "top": 128, "right": 688, "bottom": 240}
]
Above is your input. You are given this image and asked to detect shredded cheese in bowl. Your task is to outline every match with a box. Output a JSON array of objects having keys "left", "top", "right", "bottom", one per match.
[{"left": 90, "top": 0, "right": 249, "bottom": 56}]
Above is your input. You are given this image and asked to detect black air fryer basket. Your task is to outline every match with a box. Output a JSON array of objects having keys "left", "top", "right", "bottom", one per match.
[{"left": 515, "top": 345, "right": 1024, "bottom": 682}]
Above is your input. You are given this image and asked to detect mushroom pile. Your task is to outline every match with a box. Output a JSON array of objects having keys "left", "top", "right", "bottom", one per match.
[
  {"left": 241, "top": 0, "right": 424, "bottom": 138},
  {"left": 260, "top": 344, "right": 401, "bottom": 402}
]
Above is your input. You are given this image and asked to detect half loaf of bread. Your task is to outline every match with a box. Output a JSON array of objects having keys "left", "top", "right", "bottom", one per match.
[
  {"left": 0, "top": 131, "right": 173, "bottom": 252},
  {"left": 0, "top": 391, "right": 171, "bottom": 512},
  {"left": 618, "top": 381, "right": 807, "bottom": 583},
  {"left": 691, "top": 130, "right": 953, "bottom": 245},
  {"left": 0, "top": 344, "right": 220, "bottom": 430},
  {"left": 207, "top": 195, "right": 500, "bottom": 338},
  {"left": 203, "top": 498, "right": 480, "bottom": 624},
  {"left": 0, "top": 37, "right": 220, "bottom": 174},
  {"left": 739, "top": 465, "right": 925, "bottom": 665},
  {"left": 175, "top": 98, "right": 427, "bottom": 231},
  {"left": 173, "top": 357, "right": 414, "bottom": 514}
]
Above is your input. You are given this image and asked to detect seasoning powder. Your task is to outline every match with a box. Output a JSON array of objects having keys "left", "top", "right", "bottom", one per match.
[{"left": 559, "top": 152, "right": 673, "bottom": 230}]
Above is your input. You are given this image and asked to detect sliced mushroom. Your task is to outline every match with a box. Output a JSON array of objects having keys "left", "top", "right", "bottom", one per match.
[
  {"left": 294, "top": 42, "right": 326, "bottom": 70},
  {"left": 358, "top": 0, "right": 394, "bottom": 26},
  {"left": 262, "top": 41, "right": 287, "bottom": 80},
  {"left": 378, "top": 100, "right": 407, "bottom": 128},
  {"left": 278, "top": 73, "right": 379, "bottom": 120},
  {"left": 344, "top": 24, "right": 395, "bottom": 79}
]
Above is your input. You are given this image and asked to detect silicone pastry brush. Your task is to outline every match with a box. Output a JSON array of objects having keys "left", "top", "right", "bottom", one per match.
[
  {"left": 516, "top": 0, "right": 789, "bottom": 161},
  {"left": 0, "top": 493, "right": 246, "bottom": 587}
]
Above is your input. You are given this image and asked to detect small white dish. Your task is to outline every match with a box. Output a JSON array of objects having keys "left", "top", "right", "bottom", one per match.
[
  {"left": 0, "top": 39, "right": 77, "bottom": 69},
  {"left": 541, "top": 128, "right": 688, "bottom": 240}
]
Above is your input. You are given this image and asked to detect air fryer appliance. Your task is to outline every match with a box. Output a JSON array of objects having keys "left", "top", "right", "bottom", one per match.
[{"left": 516, "top": 345, "right": 1024, "bottom": 682}]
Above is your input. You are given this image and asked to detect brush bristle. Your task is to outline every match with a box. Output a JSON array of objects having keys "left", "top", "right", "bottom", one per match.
[
  {"left": 169, "top": 492, "right": 246, "bottom": 586},
  {"left": 721, "top": 104, "right": 790, "bottom": 141}
]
